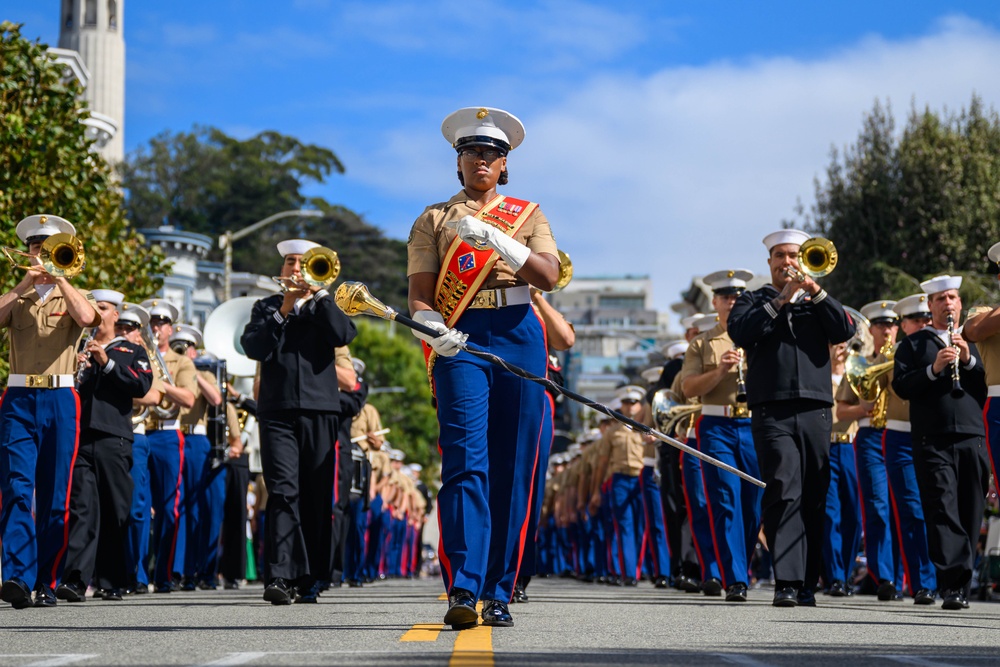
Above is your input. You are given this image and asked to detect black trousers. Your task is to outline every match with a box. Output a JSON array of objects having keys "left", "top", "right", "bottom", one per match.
[
  {"left": 330, "top": 420, "right": 354, "bottom": 580},
  {"left": 750, "top": 399, "right": 831, "bottom": 590},
  {"left": 658, "top": 444, "right": 700, "bottom": 580},
  {"left": 221, "top": 454, "right": 250, "bottom": 582},
  {"left": 64, "top": 432, "right": 134, "bottom": 591},
  {"left": 259, "top": 410, "right": 338, "bottom": 585},
  {"left": 912, "top": 433, "right": 989, "bottom": 593}
]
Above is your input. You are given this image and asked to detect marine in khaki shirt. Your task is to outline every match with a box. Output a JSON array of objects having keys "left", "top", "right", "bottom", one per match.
[
  {"left": 351, "top": 403, "right": 385, "bottom": 453},
  {"left": 1, "top": 284, "right": 101, "bottom": 376},
  {"left": 146, "top": 348, "right": 198, "bottom": 429},
  {"left": 964, "top": 304, "right": 1000, "bottom": 387},
  {"left": 680, "top": 322, "right": 746, "bottom": 408}
]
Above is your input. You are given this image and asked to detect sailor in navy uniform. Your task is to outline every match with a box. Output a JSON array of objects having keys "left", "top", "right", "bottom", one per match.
[
  {"left": 892, "top": 275, "right": 989, "bottom": 610},
  {"left": 56, "top": 289, "right": 153, "bottom": 602},
  {"left": 728, "top": 229, "right": 855, "bottom": 608}
]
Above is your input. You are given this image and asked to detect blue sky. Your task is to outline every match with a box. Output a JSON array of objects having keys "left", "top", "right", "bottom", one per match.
[{"left": 8, "top": 1, "right": 1000, "bottom": 313}]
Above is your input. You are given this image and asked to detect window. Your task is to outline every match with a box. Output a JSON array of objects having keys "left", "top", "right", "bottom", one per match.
[
  {"left": 84, "top": 0, "right": 97, "bottom": 26},
  {"left": 598, "top": 295, "right": 645, "bottom": 309},
  {"left": 108, "top": 0, "right": 117, "bottom": 28}
]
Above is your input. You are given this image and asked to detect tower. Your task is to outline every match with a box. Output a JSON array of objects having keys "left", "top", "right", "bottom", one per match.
[{"left": 57, "top": 0, "right": 125, "bottom": 163}]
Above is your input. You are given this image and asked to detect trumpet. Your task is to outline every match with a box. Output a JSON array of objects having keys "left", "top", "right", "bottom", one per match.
[
  {"left": 947, "top": 313, "right": 965, "bottom": 398},
  {"left": 784, "top": 237, "right": 838, "bottom": 282},
  {"left": 273, "top": 246, "right": 340, "bottom": 292},
  {"left": 2, "top": 233, "right": 86, "bottom": 279}
]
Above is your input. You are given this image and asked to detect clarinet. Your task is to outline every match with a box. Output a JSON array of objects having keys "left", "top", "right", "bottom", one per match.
[
  {"left": 947, "top": 313, "right": 965, "bottom": 398},
  {"left": 734, "top": 347, "right": 748, "bottom": 404},
  {"left": 76, "top": 328, "right": 96, "bottom": 387}
]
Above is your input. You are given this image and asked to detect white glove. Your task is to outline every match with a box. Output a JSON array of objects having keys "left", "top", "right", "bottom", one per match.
[
  {"left": 412, "top": 310, "right": 467, "bottom": 357},
  {"left": 454, "top": 215, "right": 531, "bottom": 272}
]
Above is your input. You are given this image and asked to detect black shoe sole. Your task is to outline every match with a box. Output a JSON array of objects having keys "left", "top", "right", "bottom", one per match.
[
  {"left": 55, "top": 586, "right": 86, "bottom": 603},
  {"left": 263, "top": 588, "right": 293, "bottom": 605},
  {"left": 444, "top": 604, "right": 479, "bottom": 629},
  {"left": 1, "top": 581, "right": 32, "bottom": 609},
  {"left": 772, "top": 598, "right": 798, "bottom": 608},
  {"left": 482, "top": 617, "right": 514, "bottom": 627},
  {"left": 941, "top": 599, "right": 967, "bottom": 610}
]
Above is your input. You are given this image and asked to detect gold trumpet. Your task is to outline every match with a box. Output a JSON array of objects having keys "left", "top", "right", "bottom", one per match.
[
  {"left": 2, "top": 233, "right": 86, "bottom": 279},
  {"left": 784, "top": 237, "right": 838, "bottom": 282},
  {"left": 273, "top": 246, "right": 341, "bottom": 292},
  {"left": 546, "top": 249, "right": 574, "bottom": 293}
]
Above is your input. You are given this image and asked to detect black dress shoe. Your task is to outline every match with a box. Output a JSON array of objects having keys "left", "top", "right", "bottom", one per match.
[
  {"left": 772, "top": 586, "right": 798, "bottom": 607},
  {"left": 92, "top": 587, "right": 107, "bottom": 599},
  {"left": 701, "top": 577, "right": 723, "bottom": 596},
  {"left": 197, "top": 579, "right": 217, "bottom": 591},
  {"left": 444, "top": 588, "right": 479, "bottom": 629},
  {"left": 481, "top": 599, "right": 513, "bottom": 627},
  {"left": 796, "top": 588, "right": 817, "bottom": 607},
  {"left": 623, "top": 578, "right": 639, "bottom": 587},
  {"left": 654, "top": 576, "right": 669, "bottom": 589},
  {"left": 725, "top": 582, "right": 748, "bottom": 602},
  {"left": 913, "top": 589, "right": 936, "bottom": 605},
  {"left": 34, "top": 586, "right": 57, "bottom": 608},
  {"left": 153, "top": 581, "right": 172, "bottom": 593},
  {"left": 675, "top": 575, "right": 702, "bottom": 593},
  {"left": 263, "top": 578, "right": 294, "bottom": 605},
  {"left": 223, "top": 579, "right": 240, "bottom": 590},
  {"left": 1, "top": 578, "right": 33, "bottom": 610},
  {"left": 132, "top": 583, "right": 149, "bottom": 594},
  {"left": 102, "top": 588, "right": 124, "bottom": 601},
  {"left": 180, "top": 578, "right": 197, "bottom": 592},
  {"left": 827, "top": 580, "right": 848, "bottom": 597},
  {"left": 877, "top": 580, "right": 896, "bottom": 601},
  {"left": 296, "top": 581, "right": 321, "bottom": 603},
  {"left": 941, "top": 590, "right": 969, "bottom": 610},
  {"left": 55, "top": 581, "right": 87, "bottom": 602},
  {"left": 512, "top": 585, "right": 528, "bottom": 603}
]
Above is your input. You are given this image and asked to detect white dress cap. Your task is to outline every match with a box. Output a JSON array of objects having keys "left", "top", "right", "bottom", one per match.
[
  {"left": 703, "top": 269, "right": 754, "bottom": 293},
  {"left": 580, "top": 428, "right": 603, "bottom": 444},
  {"left": 441, "top": 107, "right": 525, "bottom": 152},
  {"left": 640, "top": 367, "right": 663, "bottom": 384},
  {"left": 170, "top": 323, "right": 204, "bottom": 348},
  {"left": 988, "top": 241, "right": 1000, "bottom": 264},
  {"left": 694, "top": 313, "right": 719, "bottom": 333},
  {"left": 389, "top": 449, "right": 405, "bottom": 462},
  {"left": 662, "top": 340, "right": 689, "bottom": 359},
  {"left": 91, "top": 289, "right": 124, "bottom": 307},
  {"left": 860, "top": 300, "right": 898, "bottom": 323},
  {"left": 892, "top": 294, "right": 931, "bottom": 318},
  {"left": 117, "top": 302, "right": 150, "bottom": 327},
  {"left": 140, "top": 299, "right": 181, "bottom": 323},
  {"left": 680, "top": 313, "right": 705, "bottom": 330},
  {"left": 615, "top": 384, "right": 647, "bottom": 403},
  {"left": 16, "top": 214, "right": 76, "bottom": 243},
  {"left": 762, "top": 229, "right": 810, "bottom": 252},
  {"left": 919, "top": 274, "right": 962, "bottom": 295},
  {"left": 276, "top": 239, "right": 320, "bottom": 257},
  {"left": 605, "top": 398, "right": 622, "bottom": 415}
]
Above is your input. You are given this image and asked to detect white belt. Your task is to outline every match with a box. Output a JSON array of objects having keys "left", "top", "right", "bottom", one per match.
[
  {"left": 643, "top": 457, "right": 656, "bottom": 467},
  {"left": 701, "top": 404, "right": 751, "bottom": 418},
  {"left": 151, "top": 419, "right": 181, "bottom": 431},
  {"left": 989, "top": 385, "right": 1000, "bottom": 397},
  {"left": 467, "top": 285, "right": 531, "bottom": 309},
  {"left": 686, "top": 427, "right": 697, "bottom": 440},
  {"left": 857, "top": 418, "right": 871, "bottom": 428},
  {"left": 184, "top": 424, "right": 208, "bottom": 435},
  {"left": 885, "top": 419, "right": 911, "bottom": 433},
  {"left": 7, "top": 374, "right": 75, "bottom": 389},
  {"left": 133, "top": 424, "right": 146, "bottom": 436}
]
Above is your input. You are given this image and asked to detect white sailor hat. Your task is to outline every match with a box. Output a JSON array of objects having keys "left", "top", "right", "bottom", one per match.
[
  {"left": 616, "top": 385, "right": 646, "bottom": 403},
  {"left": 680, "top": 313, "right": 705, "bottom": 331},
  {"left": 117, "top": 302, "right": 150, "bottom": 327},
  {"left": 920, "top": 274, "right": 962, "bottom": 295},
  {"left": 580, "top": 428, "right": 602, "bottom": 444},
  {"left": 16, "top": 214, "right": 76, "bottom": 243},
  {"left": 703, "top": 269, "right": 754, "bottom": 295},
  {"left": 762, "top": 229, "right": 810, "bottom": 252},
  {"left": 170, "top": 323, "right": 204, "bottom": 349},
  {"left": 276, "top": 239, "right": 320, "bottom": 257},
  {"left": 693, "top": 313, "right": 720, "bottom": 333},
  {"left": 91, "top": 289, "right": 124, "bottom": 307},
  {"left": 662, "top": 340, "right": 689, "bottom": 359},
  {"left": 640, "top": 367, "right": 663, "bottom": 384},
  {"left": 893, "top": 294, "right": 932, "bottom": 319},
  {"left": 409, "top": 463, "right": 423, "bottom": 473},
  {"left": 140, "top": 299, "right": 180, "bottom": 323},
  {"left": 389, "top": 449, "right": 405, "bottom": 462},
  {"left": 441, "top": 107, "right": 525, "bottom": 153},
  {"left": 989, "top": 241, "right": 1000, "bottom": 265},
  {"left": 860, "top": 300, "right": 898, "bottom": 325}
]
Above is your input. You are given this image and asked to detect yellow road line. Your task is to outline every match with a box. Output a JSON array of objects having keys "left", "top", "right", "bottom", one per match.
[
  {"left": 400, "top": 623, "right": 445, "bottom": 642},
  {"left": 438, "top": 593, "right": 448, "bottom": 601},
  {"left": 449, "top": 625, "right": 493, "bottom": 667}
]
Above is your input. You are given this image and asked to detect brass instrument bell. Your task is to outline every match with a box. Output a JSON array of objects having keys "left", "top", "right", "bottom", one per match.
[
  {"left": 272, "top": 246, "right": 340, "bottom": 292},
  {"left": 546, "top": 249, "right": 574, "bottom": 293},
  {"left": 785, "top": 237, "right": 837, "bottom": 282},
  {"left": 2, "top": 233, "right": 86, "bottom": 279}
]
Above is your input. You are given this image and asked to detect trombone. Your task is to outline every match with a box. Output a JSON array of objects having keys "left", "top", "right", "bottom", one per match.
[
  {"left": 273, "top": 246, "right": 341, "bottom": 292},
  {"left": 784, "top": 237, "right": 837, "bottom": 282},
  {"left": 2, "top": 233, "right": 86, "bottom": 279}
]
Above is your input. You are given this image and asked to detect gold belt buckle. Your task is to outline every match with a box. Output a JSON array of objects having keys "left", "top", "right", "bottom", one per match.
[
  {"left": 26, "top": 374, "right": 53, "bottom": 388},
  {"left": 732, "top": 404, "right": 749, "bottom": 418},
  {"left": 473, "top": 290, "right": 498, "bottom": 309}
]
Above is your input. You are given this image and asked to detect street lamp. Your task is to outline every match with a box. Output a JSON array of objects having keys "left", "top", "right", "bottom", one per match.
[{"left": 219, "top": 209, "right": 325, "bottom": 301}]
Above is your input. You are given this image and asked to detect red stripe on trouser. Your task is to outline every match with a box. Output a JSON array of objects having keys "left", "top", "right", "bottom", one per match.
[
  {"left": 167, "top": 431, "right": 186, "bottom": 577},
  {"left": 851, "top": 431, "right": 878, "bottom": 585},
  {"left": 882, "top": 430, "right": 913, "bottom": 593},
  {"left": 49, "top": 388, "right": 82, "bottom": 589},
  {"left": 511, "top": 412, "right": 544, "bottom": 597},
  {"left": 639, "top": 472, "right": 658, "bottom": 578},
  {"left": 699, "top": 439, "right": 725, "bottom": 589}
]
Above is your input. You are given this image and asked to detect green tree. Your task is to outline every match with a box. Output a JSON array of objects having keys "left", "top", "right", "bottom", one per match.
[
  {"left": 796, "top": 96, "right": 1000, "bottom": 309},
  {"left": 0, "top": 22, "right": 167, "bottom": 379}
]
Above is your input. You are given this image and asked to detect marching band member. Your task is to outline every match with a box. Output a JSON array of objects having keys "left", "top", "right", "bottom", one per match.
[
  {"left": 346, "top": 358, "right": 383, "bottom": 588},
  {"left": 0, "top": 214, "right": 102, "bottom": 609},
  {"left": 57, "top": 289, "right": 153, "bottom": 602},
  {"left": 331, "top": 347, "right": 361, "bottom": 588},
  {"left": 406, "top": 106, "right": 558, "bottom": 628},
  {"left": 728, "top": 229, "right": 855, "bottom": 608},
  {"left": 892, "top": 275, "right": 988, "bottom": 610},
  {"left": 681, "top": 270, "right": 761, "bottom": 602},
  {"left": 140, "top": 299, "right": 198, "bottom": 593},
  {"left": 240, "top": 238, "right": 357, "bottom": 605}
]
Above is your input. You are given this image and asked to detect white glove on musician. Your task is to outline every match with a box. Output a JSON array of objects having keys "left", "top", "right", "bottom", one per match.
[
  {"left": 412, "top": 310, "right": 468, "bottom": 357},
  {"left": 453, "top": 215, "right": 531, "bottom": 272}
]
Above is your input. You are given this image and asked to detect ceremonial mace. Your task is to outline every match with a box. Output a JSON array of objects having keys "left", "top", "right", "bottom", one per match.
[{"left": 335, "top": 282, "right": 766, "bottom": 489}]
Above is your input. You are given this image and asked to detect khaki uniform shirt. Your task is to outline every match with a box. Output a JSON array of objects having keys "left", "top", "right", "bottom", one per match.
[
  {"left": 606, "top": 415, "right": 650, "bottom": 477},
  {"left": 148, "top": 349, "right": 198, "bottom": 428},
  {"left": 831, "top": 374, "right": 857, "bottom": 440},
  {"left": 1, "top": 285, "right": 100, "bottom": 375},
  {"left": 370, "top": 450, "right": 391, "bottom": 481},
  {"left": 969, "top": 306, "right": 1000, "bottom": 386},
  {"left": 884, "top": 372, "right": 909, "bottom": 424},
  {"left": 226, "top": 402, "right": 241, "bottom": 440},
  {"left": 335, "top": 346, "right": 354, "bottom": 371},
  {"left": 351, "top": 403, "right": 383, "bottom": 452},
  {"left": 182, "top": 369, "right": 217, "bottom": 427},
  {"left": 669, "top": 372, "right": 701, "bottom": 439},
  {"left": 407, "top": 190, "right": 558, "bottom": 290},
  {"left": 680, "top": 324, "right": 745, "bottom": 406}
]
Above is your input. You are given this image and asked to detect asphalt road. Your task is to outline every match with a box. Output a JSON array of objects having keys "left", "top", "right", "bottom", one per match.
[{"left": 0, "top": 578, "right": 997, "bottom": 666}]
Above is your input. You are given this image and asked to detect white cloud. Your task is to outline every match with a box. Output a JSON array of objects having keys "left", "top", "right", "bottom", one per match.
[{"left": 351, "top": 14, "right": 1000, "bottom": 313}]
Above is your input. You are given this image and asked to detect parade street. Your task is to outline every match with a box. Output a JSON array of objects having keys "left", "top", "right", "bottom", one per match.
[{"left": 0, "top": 578, "right": 997, "bottom": 667}]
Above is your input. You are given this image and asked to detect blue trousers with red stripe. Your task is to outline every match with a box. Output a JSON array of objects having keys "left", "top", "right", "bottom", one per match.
[
  {"left": 0, "top": 387, "right": 80, "bottom": 590},
  {"left": 823, "top": 440, "right": 861, "bottom": 585},
  {"left": 883, "top": 428, "right": 936, "bottom": 593},
  {"left": 521, "top": 393, "right": 555, "bottom": 578},
  {"left": 127, "top": 432, "right": 151, "bottom": 587},
  {"left": 611, "top": 472, "right": 644, "bottom": 581},
  {"left": 682, "top": 434, "right": 721, "bottom": 583},
  {"left": 434, "top": 304, "right": 545, "bottom": 603},
  {"left": 698, "top": 416, "right": 762, "bottom": 588},
  {"left": 147, "top": 429, "right": 185, "bottom": 586},
  {"left": 639, "top": 466, "right": 670, "bottom": 579},
  {"left": 364, "top": 494, "right": 383, "bottom": 580},
  {"left": 854, "top": 426, "right": 895, "bottom": 585},
  {"left": 182, "top": 433, "right": 225, "bottom": 579}
]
